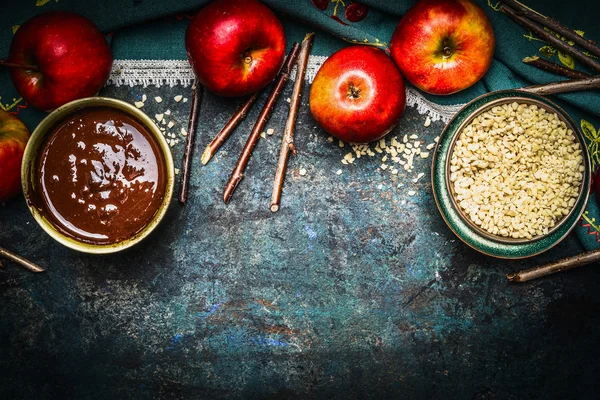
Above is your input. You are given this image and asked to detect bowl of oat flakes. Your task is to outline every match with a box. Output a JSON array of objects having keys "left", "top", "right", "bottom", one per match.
[{"left": 432, "top": 90, "right": 591, "bottom": 259}]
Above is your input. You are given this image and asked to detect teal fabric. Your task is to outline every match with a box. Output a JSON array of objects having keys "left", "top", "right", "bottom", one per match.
[{"left": 1, "top": 0, "right": 600, "bottom": 250}]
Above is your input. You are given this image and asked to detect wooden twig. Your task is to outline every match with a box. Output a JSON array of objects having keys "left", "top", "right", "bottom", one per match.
[
  {"left": 201, "top": 92, "right": 259, "bottom": 165},
  {"left": 0, "top": 59, "right": 39, "bottom": 71},
  {"left": 0, "top": 247, "right": 45, "bottom": 273},
  {"left": 178, "top": 83, "right": 203, "bottom": 204},
  {"left": 501, "top": 0, "right": 600, "bottom": 58},
  {"left": 519, "top": 75, "right": 600, "bottom": 95},
  {"left": 500, "top": 4, "right": 600, "bottom": 72},
  {"left": 270, "top": 33, "right": 315, "bottom": 213},
  {"left": 523, "top": 56, "right": 592, "bottom": 80},
  {"left": 507, "top": 249, "right": 600, "bottom": 282},
  {"left": 223, "top": 43, "right": 301, "bottom": 204}
]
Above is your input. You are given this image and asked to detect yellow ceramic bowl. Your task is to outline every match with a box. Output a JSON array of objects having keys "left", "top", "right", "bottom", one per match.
[{"left": 21, "top": 97, "right": 174, "bottom": 254}]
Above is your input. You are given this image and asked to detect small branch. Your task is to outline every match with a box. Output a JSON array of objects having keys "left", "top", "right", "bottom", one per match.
[
  {"left": 500, "top": 4, "right": 600, "bottom": 72},
  {"left": 270, "top": 33, "right": 315, "bottom": 213},
  {"left": 178, "top": 83, "right": 203, "bottom": 204},
  {"left": 0, "top": 247, "right": 45, "bottom": 273},
  {"left": 501, "top": 0, "right": 600, "bottom": 58},
  {"left": 223, "top": 43, "right": 301, "bottom": 204},
  {"left": 0, "top": 59, "right": 40, "bottom": 72},
  {"left": 523, "top": 56, "right": 592, "bottom": 79},
  {"left": 201, "top": 92, "right": 259, "bottom": 165},
  {"left": 519, "top": 75, "right": 600, "bottom": 95},
  {"left": 507, "top": 249, "right": 600, "bottom": 282}
]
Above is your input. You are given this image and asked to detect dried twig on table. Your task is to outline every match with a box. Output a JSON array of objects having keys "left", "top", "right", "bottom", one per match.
[
  {"left": 523, "top": 56, "right": 592, "bottom": 80},
  {"left": 519, "top": 75, "right": 600, "bottom": 95},
  {"left": 500, "top": 4, "right": 600, "bottom": 72},
  {"left": 201, "top": 92, "right": 260, "bottom": 165},
  {"left": 223, "top": 43, "right": 301, "bottom": 204},
  {"left": 270, "top": 33, "right": 315, "bottom": 213},
  {"left": 507, "top": 249, "right": 600, "bottom": 282},
  {"left": 501, "top": 0, "right": 600, "bottom": 58},
  {"left": 178, "top": 83, "right": 203, "bottom": 204},
  {"left": 0, "top": 247, "right": 45, "bottom": 273}
]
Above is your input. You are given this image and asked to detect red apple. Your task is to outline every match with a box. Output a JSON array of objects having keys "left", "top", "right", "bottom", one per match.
[
  {"left": 309, "top": 46, "right": 406, "bottom": 143},
  {"left": 0, "top": 110, "right": 29, "bottom": 203},
  {"left": 7, "top": 11, "right": 113, "bottom": 111},
  {"left": 390, "top": 0, "right": 495, "bottom": 95},
  {"left": 186, "top": 0, "right": 286, "bottom": 97}
]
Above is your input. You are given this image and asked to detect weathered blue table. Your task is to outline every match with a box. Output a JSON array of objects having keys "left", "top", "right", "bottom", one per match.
[{"left": 1, "top": 78, "right": 599, "bottom": 399}]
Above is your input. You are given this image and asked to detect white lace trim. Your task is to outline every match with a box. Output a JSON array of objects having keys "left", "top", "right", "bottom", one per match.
[{"left": 107, "top": 57, "right": 464, "bottom": 123}]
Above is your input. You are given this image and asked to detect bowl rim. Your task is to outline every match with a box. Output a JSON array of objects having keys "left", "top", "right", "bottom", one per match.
[
  {"left": 21, "top": 96, "right": 175, "bottom": 254},
  {"left": 431, "top": 89, "right": 591, "bottom": 259}
]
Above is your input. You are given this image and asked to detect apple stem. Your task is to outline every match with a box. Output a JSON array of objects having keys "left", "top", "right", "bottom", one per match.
[
  {"left": 348, "top": 84, "right": 361, "bottom": 99},
  {"left": 0, "top": 59, "right": 40, "bottom": 72}
]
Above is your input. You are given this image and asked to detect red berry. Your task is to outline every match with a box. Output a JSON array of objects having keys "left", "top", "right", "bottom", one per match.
[
  {"left": 312, "top": 0, "right": 329, "bottom": 11},
  {"left": 345, "top": 3, "right": 368, "bottom": 22}
]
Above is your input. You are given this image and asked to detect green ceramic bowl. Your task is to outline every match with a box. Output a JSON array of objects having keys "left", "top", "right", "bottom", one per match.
[
  {"left": 21, "top": 97, "right": 175, "bottom": 254},
  {"left": 432, "top": 90, "right": 591, "bottom": 259}
]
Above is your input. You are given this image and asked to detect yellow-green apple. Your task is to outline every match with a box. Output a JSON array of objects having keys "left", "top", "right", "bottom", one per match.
[
  {"left": 6, "top": 11, "right": 113, "bottom": 111},
  {"left": 0, "top": 110, "right": 29, "bottom": 203},
  {"left": 309, "top": 46, "right": 406, "bottom": 143},
  {"left": 186, "top": 0, "right": 286, "bottom": 97},
  {"left": 390, "top": 0, "right": 495, "bottom": 95}
]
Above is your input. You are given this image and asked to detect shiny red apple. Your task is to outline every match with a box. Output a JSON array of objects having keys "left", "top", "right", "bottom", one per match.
[
  {"left": 186, "top": 0, "right": 286, "bottom": 97},
  {"left": 309, "top": 46, "right": 406, "bottom": 143},
  {"left": 390, "top": 0, "right": 495, "bottom": 95},
  {"left": 7, "top": 11, "right": 113, "bottom": 111},
  {"left": 0, "top": 110, "right": 29, "bottom": 203}
]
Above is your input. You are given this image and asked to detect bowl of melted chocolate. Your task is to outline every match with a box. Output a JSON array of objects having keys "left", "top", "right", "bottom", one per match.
[{"left": 22, "top": 97, "right": 174, "bottom": 253}]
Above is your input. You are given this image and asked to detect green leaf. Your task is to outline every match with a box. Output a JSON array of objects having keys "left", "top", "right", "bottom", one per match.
[
  {"left": 558, "top": 51, "right": 575, "bottom": 69},
  {"left": 539, "top": 46, "right": 557, "bottom": 58},
  {"left": 575, "top": 30, "right": 585, "bottom": 37},
  {"left": 581, "top": 119, "right": 597, "bottom": 140}
]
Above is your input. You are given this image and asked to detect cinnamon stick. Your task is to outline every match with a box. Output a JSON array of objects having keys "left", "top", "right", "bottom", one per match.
[
  {"left": 0, "top": 59, "right": 39, "bottom": 72},
  {"left": 519, "top": 75, "right": 600, "bottom": 95},
  {"left": 523, "top": 56, "right": 592, "bottom": 80},
  {"left": 507, "top": 249, "right": 600, "bottom": 282},
  {"left": 201, "top": 92, "right": 259, "bottom": 165},
  {"left": 500, "top": 4, "right": 600, "bottom": 72},
  {"left": 0, "top": 246, "right": 45, "bottom": 273},
  {"left": 270, "top": 33, "right": 315, "bottom": 213},
  {"left": 223, "top": 43, "right": 301, "bottom": 204},
  {"left": 501, "top": 0, "right": 600, "bottom": 58},
  {"left": 178, "top": 82, "right": 202, "bottom": 204}
]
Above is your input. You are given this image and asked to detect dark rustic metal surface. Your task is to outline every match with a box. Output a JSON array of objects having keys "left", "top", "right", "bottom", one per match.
[{"left": 1, "top": 82, "right": 599, "bottom": 399}]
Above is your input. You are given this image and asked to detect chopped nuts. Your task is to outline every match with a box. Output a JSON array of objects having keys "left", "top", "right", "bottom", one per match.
[
  {"left": 155, "top": 114, "right": 164, "bottom": 122},
  {"left": 174, "top": 95, "right": 183, "bottom": 102},
  {"left": 450, "top": 102, "right": 584, "bottom": 240},
  {"left": 424, "top": 116, "right": 431, "bottom": 127},
  {"left": 155, "top": 96, "right": 163, "bottom": 103},
  {"left": 134, "top": 101, "right": 144, "bottom": 108},
  {"left": 299, "top": 168, "right": 307, "bottom": 176},
  {"left": 267, "top": 128, "right": 274, "bottom": 135}
]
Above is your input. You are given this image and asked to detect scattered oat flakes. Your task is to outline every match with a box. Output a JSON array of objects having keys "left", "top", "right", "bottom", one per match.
[
  {"left": 299, "top": 168, "right": 307, "bottom": 176},
  {"left": 424, "top": 116, "right": 431, "bottom": 127},
  {"left": 408, "top": 190, "right": 416, "bottom": 196},
  {"left": 410, "top": 134, "right": 418, "bottom": 139},
  {"left": 380, "top": 163, "right": 388, "bottom": 171},
  {"left": 342, "top": 159, "right": 348, "bottom": 165},
  {"left": 286, "top": 98, "right": 291, "bottom": 103},
  {"left": 174, "top": 168, "right": 180, "bottom": 175},
  {"left": 168, "top": 121, "right": 175, "bottom": 129},
  {"left": 155, "top": 96, "right": 163, "bottom": 103},
  {"left": 434, "top": 136, "right": 440, "bottom": 143},
  {"left": 155, "top": 113, "right": 164, "bottom": 121},
  {"left": 426, "top": 143, "right": 435, "bottom": 150},
  {"left": 161, "top": 119, "right": 166, "bottom": 125},
  {"left": 183, "top": 98, "right": 188, "bottom": 103},
  {"left": 336, "top": 169, "right": 342, "bottom": 175},
  {"left": 174, "top": 95, "right": 183, "bottom": 102},
  {"left": 165, "top": 109, "right": 171, "bottom": 116},
  {"left": 267, "top": 128, "right": 274, "bottom": 135},
  {"left": 339, "top": 140, "right": 345, "bottom": 148},
  {"left": 134, "top": 101, "right": 144, "bottom": 108},
  {"left": 382, "top": 155, "right": 388, "bottom": 162},
  {"left": 260, "top": 132, "right": 267, "bottom": 138},
  {"left": 181, "top": 127, "right": 188, "bottom": 136},
  {"left": 142, "top": 94, "right": 147, "bottom": 102},
  {"left": 420, "top": 152, "right": 430, "bottom": 158}
]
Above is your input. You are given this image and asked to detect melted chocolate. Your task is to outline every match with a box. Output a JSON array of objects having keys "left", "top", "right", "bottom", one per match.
[{"left": 33, "top": 107, "right": 166, "bottom": 245}]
